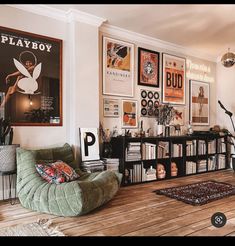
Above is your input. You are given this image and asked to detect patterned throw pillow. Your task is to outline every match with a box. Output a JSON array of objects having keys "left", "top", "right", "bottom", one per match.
[
  {"left": 35, "top": 163, "right": 66, "bottom": 184},
  {"left": 50, "top": 160, "right": 80, "bottom": 182}
]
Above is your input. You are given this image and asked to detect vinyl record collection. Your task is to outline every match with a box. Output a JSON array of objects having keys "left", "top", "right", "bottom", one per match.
[{"left": 140, "top": 89, "right": 160, "bottom": 117}]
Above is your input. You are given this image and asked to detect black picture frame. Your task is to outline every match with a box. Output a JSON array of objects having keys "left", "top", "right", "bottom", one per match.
[
  {"left": 0, "top": 26, "right": 63, "bottom": 126},
  {"left": 138, "top": 47, "right": 160, "bottom": 88}
]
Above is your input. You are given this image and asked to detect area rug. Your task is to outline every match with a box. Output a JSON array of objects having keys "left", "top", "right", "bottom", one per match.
[
  {"left": 0, "top": 219, "right": 65, "bottom": 236},
  {"left": 154, "top": 180, "right": 235, "bottom": 205}
]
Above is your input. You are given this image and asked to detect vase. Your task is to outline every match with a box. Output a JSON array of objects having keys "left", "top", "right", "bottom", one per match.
[
  {"left": 102, "top": 142, "right": 112, "bottom": 158},
  {"left": 165, "top": 125, "right": 170, "bottom": 137},
  {"left": 154, "top": 122, "right": 164, "bottom": 136}
]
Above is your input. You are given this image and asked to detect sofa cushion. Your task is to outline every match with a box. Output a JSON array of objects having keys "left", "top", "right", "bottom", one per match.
[
  {"left": 36, "top": 160, "right": 79, "bottom": 184},
  {"left": 50, "top": 160, "right": 80, "bottom": 181},
  {"left": 35, "top": 163, "right": 66, "bottom": 184}
]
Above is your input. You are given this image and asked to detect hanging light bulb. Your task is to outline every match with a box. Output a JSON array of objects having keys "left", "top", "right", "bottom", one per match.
[
  {"left": 221, "top": 48, "right": 235, "bottom": 68},
  {"left": 28, "top": 94, "right": 33, "bottom": 106}
]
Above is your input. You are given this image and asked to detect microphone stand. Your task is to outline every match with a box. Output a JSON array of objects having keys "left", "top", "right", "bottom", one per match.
[
  {"left": 218, "top": 100, "right": 235, "bottom": 132},
  {"left": 218, "top": 100, "right": 235, "bottom": 170}
]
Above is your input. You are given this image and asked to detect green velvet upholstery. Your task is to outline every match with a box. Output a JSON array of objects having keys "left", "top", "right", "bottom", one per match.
[{"left": 16, "top": 143, "right": 122, "bottom": 217}]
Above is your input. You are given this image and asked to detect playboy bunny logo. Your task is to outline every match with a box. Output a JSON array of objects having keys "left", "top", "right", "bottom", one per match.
[{"left": 13, "top": 58, "right": 41, "bottom": 94}]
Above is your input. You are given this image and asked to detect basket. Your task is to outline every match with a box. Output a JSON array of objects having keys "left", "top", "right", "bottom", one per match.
[{"left": 0, "top": 144, "right": 20, "bottom": 173}]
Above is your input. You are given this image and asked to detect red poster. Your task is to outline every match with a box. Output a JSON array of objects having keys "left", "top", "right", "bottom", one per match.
[
  {"left": 138, "top": 47, "right": 159, "bottom": 87},
  {"left": 162, "top": 53, "right": 186, "bottom": 105}
]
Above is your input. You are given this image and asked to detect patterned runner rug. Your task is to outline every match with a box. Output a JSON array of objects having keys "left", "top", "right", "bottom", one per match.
[
  {"left": 154, "top": 180, "right": 235, "bottom": 205},
  {"left": 0, "top": 219, "right": 65, "bottom": 236}
]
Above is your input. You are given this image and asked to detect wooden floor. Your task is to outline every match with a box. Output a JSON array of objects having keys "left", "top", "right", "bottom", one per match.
[{"left": 1, "top": 169, "right": 235, "bottom": 236}]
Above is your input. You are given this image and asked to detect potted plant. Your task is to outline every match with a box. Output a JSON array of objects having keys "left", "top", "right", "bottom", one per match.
[
  {"left": 0, "top": 118, "right": 19, "bottom": 173},
  {"left": 150, "top": 103, "right": 174, "bottom": 136}
]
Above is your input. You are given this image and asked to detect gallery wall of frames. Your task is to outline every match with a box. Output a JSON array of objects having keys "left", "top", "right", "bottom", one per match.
[{"left": 100, "top": 33, "right": 216, "bottom": 135}]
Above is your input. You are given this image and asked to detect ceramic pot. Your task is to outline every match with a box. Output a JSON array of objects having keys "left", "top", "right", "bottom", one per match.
[{"left": 0, "top": 144, "right": 20, "bottom": 172}]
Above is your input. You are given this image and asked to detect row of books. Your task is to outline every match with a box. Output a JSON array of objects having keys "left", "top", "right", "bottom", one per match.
[
  {"left": 186, "top": 161, "right": 197, "bottom": 174},
  {"left": 186, "top": 154, "right": 227, "bottom": 175},
  {"left": 142, "top": 142, "right": 156, "bottom": 160},
  {"left": 186, "top": 140, "right": 197, "bottom": 156},
  {"left": 217, "top": 138, "right": 226, "bottom": 153},
  {"left": 171, "top": 143, "right": 183, "bottom": 157},
  {"left": 198, "top": 140, "right": 206, "bottom": 155},
  {"left": 125, "top": 140, "right": 227, "bottom": 162},
  {"left": 124, "top": 163, "right": 145, "bottom": 184},
  {"left": 208, "top": 140, "right": 216, "bottom": 154}
]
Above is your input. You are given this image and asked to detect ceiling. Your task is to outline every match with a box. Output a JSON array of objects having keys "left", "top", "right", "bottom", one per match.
[{"left": 48, "top": 4, "right": 235, "bottom": 61}]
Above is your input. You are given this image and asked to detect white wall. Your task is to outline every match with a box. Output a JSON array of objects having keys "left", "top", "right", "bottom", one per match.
[{"left": 216, "top": 62, "right": 235, "bottom": 134}]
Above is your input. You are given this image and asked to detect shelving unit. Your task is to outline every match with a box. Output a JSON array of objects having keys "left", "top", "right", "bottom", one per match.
[{"left": 110, "top": 133, "right": 229, "bottom": 186}]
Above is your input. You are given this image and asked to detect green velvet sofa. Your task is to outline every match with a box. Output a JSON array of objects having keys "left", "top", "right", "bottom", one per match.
[{"left": 16, "top": 143, "right": 122, "bottom": 217}]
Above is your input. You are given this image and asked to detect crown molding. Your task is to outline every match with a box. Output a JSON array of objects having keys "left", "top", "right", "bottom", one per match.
[
  {"left": 6, "top": 4, "right": 106, "bottom": 27},
  {"left": 66, "top": 9, "right": 106, "bottom": 26},
  {"left": 100, "top": 23, "right": 217, "bottom": 63},
  {"left": 6, "top": 4, "right": 217, "bottom": 61},
  {"left": 6, "top": 4, "right": 67, "bottom": 22}
]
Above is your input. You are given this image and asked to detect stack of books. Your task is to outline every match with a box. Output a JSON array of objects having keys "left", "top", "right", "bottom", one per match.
[
  {"left": 81, "top": 160, "right": 105, "bottom": 173},
  {"left": 125, "top": 142, "right": 141, "bottom": 161},
  {"left": 103, "top": 158, "right": 119, "bottom": 171}
]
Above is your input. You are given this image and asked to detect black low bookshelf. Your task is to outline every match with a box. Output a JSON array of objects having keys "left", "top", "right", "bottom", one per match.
[{"left": 110, "top": 133, "right": 230, "bottom": 186}]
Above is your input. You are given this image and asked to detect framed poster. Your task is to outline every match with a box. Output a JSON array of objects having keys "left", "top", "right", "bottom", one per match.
[
  {"left": 102, "top": 36, "right": 134, "bottom": 97},
  {"left": 190, "top": 80, "right": 210, "bottom": 125},
  {"left": 103, "top": 98, "right": 119, "bottom": 117},
  {"left": 0, "top": 26, "right": 62, "bottom": 126},
  {"left": 121, "top": 100, "right": 138, "bottom": 128},
  {"left": 171, "top": 106, "right": 185, "bottom": 126},
  {"left": 162, "top": 53, "right": 186, "bottom": 105},
  {"left": 138, "top": 47, "right": 160, "bottom": 88},
  {"left": 79, "top": 128, "right": 100, "bottom": 161}
]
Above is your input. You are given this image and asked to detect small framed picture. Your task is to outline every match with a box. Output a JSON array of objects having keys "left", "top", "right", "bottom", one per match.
[
  {"left": 103, "top": 98, "right": 119, "bottom": 117},
  {"left": 121, "top": 99, "right": 138, "bottom": 128},
  {"left": 171, "top": 106, "right": 185, "bottom": 126},
  {"left": 190, "top": 80, "right": 210, "bottom": 125},
  {"left": 162, "top": 53, "right": 186, "bottom": 105},
  {"left": 138, "top": 47, "right": 160, "bottom": 88}
]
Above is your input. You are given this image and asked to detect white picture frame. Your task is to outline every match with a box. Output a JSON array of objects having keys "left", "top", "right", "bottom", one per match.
[
  {"left": 171, "top": 106, "right": 186, "bottom": 126},
  {"left": 121, "top": 99, "right": 138, "bottom": 128},
  {"left": 103, "top": 98, "right": 119, "bottom": 117},
  {"left": 190, "top": 80, "right": 210, "bottom": 125},
  {"left": 102, "top": 36, "right": 134, "bottom": 97}
]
